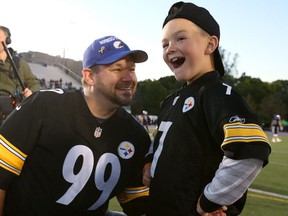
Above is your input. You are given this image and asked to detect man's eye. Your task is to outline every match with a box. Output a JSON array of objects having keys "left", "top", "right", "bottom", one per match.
[{"left": 113, "top": 68, "right": 121, "bottom": 72}]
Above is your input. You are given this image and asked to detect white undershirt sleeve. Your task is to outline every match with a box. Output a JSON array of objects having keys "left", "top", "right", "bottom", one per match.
[{"left": 204, "top": 156, "right": 263, "bottom": 205}]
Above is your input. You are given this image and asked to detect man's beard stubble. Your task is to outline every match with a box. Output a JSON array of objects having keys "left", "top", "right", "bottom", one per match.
[{"left": 96, "top": 80, "right": 136, "bottom": 106}]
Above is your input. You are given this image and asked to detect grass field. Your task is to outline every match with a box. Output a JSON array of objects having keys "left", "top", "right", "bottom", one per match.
[
  {"left": 241, "top": 133, "right": 288, "bottom": 215},
  {"left": 109, "top": 133, "right": 288, "bottom": 215}
]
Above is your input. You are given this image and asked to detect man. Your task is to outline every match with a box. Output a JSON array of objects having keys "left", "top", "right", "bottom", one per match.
[
  {"left": 143, "top": 2, "right": 271, "bottom": 216},
  {"left": 0, "top": 26, "right": 40, "bottom": 123},
  {"left": 271, "top": 114, "right": 283, "bottom": 142},
  {"left": 0, "top": 35, "right": 150, "bottom": 216}
]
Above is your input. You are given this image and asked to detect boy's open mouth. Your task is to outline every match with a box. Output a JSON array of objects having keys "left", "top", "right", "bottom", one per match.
[{"left": 170, "top": 56, "right": 185, "bottom": 68}]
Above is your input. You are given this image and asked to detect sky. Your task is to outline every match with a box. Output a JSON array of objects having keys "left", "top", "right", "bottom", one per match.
[{"left": 1, "top": 0, "right": 288, "bottom": 82}]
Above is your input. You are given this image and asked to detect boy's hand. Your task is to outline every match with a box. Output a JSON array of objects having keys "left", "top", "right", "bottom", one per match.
[
  {"left": 142, "top": 163, "right": 151, "bottom": 186},
  {"left": 197, "top": 197, "right": 227, "bottom": 216}
]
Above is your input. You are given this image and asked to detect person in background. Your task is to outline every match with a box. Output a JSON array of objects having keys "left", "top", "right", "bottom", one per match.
[
  {"left": 0, "top": 26, "right": 40, "bottom": 124},
  {"left": 0, "top": 26, "right": 39, "bottom": 98},
  {"left": 271, "top": 114, "right": 283, "bottom": 142},
  {"left": 141, "top": 110, "right": 150, "bottom": 132},
  {"left": 143, "top": 2, "right": 271, "bottom": 216},
  {"left": 0, "top": 35, "right": 150, "bottom": 216}
]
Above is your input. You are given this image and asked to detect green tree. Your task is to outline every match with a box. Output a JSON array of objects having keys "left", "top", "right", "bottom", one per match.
[
  {"left": 158, "top": 75, "right": 183, "bottom": 95},
  {"left": 131, "top": 79, "right": 167, "bottom": 115},
  {"left": 219, "top": 46, "right": 239, "bottom": 76},
  {"left": 233, "top": 75, "right": 270, "bottom": 114},
  {"left": 261, "top": 80, "right": 288, "bottom": 121}
]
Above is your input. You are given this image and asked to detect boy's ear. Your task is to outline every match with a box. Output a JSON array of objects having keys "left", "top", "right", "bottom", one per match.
[{"left": 205, "top": 36, "right": 218, "bottom": 54}]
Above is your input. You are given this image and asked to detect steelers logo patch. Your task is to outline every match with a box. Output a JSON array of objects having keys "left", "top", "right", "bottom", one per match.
[
  {"left": 118, "top": 141, "right": 135, "bottom": 159},
  {"left": 182, "top": 97, "right": 195, "bottom": 113}
]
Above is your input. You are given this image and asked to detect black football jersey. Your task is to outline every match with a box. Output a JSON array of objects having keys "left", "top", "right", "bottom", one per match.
[
  {"left": 0, "top": 89, "right": 150, "bottom": 216},
  {"left": 148, "top": 71, "right": 271, "bottom": 216}
]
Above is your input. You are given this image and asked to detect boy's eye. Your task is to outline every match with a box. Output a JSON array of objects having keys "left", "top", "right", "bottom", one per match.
[
  {"left": 162, "top": 43, "right": 168, "bottom": 50},
  {"left": 177, "top": 37, "right": 185, "bottom": 42}
]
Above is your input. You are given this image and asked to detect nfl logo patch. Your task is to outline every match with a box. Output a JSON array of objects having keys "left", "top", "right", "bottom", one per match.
[{"left": 94, "top": 127, "right": 102, "bottom": 138}]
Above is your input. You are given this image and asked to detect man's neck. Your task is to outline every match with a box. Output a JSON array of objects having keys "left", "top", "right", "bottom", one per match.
[
  {"left": 83, "top": 94, "right": 118, "bottom": 119},
  {"left": 0, "top": 50, "right": 7, "bottom": 62}
]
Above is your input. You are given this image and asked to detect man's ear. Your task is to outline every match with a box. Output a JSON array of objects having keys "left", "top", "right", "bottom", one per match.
[
  {"left": 82, "top": 68, "right": 94, "bottom": 85},
  {"left": 205, "top": 36, "right": 218, "bottom": 54}
]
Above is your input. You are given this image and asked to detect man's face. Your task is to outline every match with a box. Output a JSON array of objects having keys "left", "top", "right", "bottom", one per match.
[
  {"left": 0, "top": 29, "right": 7, "bottom": 51},
  {"left": 92, "top": 56, "right": 138, "bottom": 107}
]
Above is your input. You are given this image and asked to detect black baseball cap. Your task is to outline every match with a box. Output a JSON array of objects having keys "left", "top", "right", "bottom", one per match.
[{"left": 163, "top": 1, "right": 225, "bottom": 76}]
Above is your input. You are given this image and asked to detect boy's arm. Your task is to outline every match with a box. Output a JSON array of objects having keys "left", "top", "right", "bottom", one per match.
[{"left": 199, "top": 157, "right": 263, "bottom": 214}]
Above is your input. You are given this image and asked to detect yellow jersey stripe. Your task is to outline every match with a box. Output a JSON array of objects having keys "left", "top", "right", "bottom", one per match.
[
  {"left": 0, "top": 134, "right": 27, "bottom": 175},
  {"left": 0, "top": 159, "right": 21, "bottom": 175},
  {"left": 117, "top": 186, "right": 149, "bottom": 204},
  {"left": 222, "top": 122, "right": 269, "bottom": 146}
]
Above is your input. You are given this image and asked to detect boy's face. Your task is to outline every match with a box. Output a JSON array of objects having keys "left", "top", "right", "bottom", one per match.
[{"left": 162, "top": 18, "right": 214, "bottom": 84}]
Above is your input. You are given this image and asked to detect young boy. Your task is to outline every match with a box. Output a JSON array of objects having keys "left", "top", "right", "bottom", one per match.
[{"left": 144, "top": 2, "right": 271, "bottom": 216}]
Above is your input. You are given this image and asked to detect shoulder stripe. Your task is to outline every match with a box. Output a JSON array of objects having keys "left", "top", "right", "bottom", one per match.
[
  {"left": 0, "top": 159, "right": 21, "bottom": 175},
  {"left": 117, "top": 186, "right": 149, "bottom": 204},
  {"left": 0, "top": 134, "right": 27, "bottom": 175},
  {"left": 122, "top": 186, "right": 149, "bottom": 194},
  {"left": 222, "top": 122, "right": 270, "bottom": 146}
]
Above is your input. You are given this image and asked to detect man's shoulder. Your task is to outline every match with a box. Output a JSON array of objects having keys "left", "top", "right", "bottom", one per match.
[{"left": 31, "top": 89, "right": 80, "bottom": 103}]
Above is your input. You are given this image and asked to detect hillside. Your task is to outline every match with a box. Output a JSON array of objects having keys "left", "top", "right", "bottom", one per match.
[
  {"left": 20, "top": 51, "right": 83, "bottom": 76},
  {"left": 20, "top": 51, "right": 82, "bottom": 90},
  {"left": 28, "top": 63, "right": 82, "bottom": 90}
]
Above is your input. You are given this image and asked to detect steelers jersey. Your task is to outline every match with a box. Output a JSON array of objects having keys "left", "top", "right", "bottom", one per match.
[
  {"left": 0, "top": 89, "right": 150, "bottom": 216},
  {"left": 148, "top": 71, "right": 271, "bottom": 216}
]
